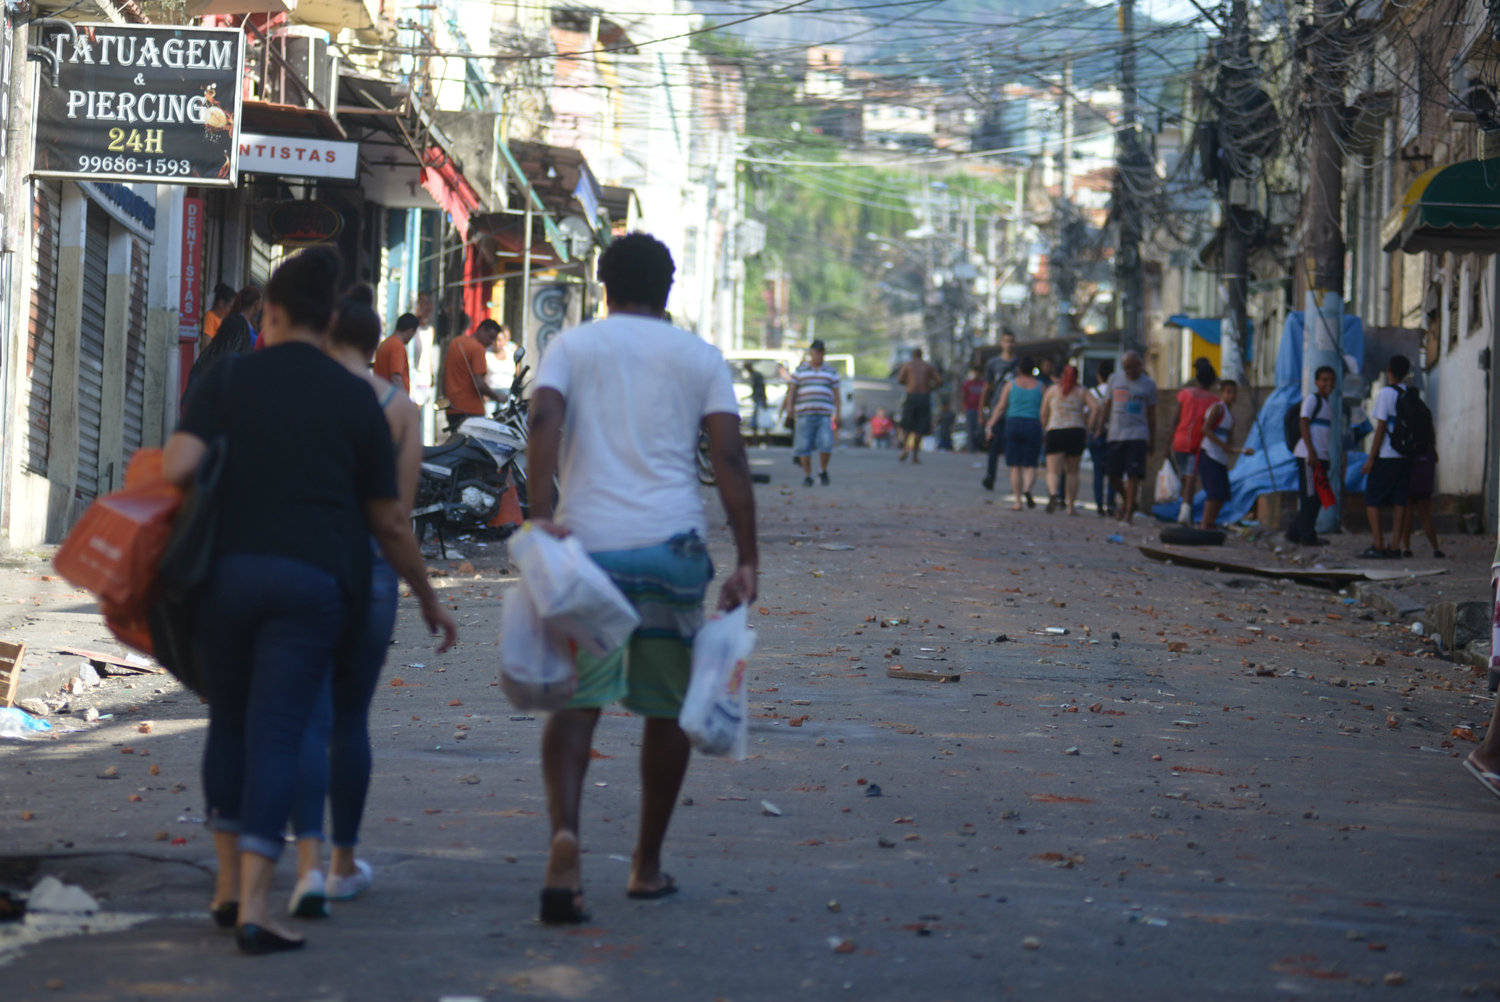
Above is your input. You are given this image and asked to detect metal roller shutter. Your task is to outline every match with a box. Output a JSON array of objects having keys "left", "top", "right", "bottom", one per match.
[
  {"left": 75, "top": 204, "right": 109, "bottom": 502},
  {"left": 121, "top": 236, "right": 148, "bottom": 466},
  {"left": 25, "top": 181, "right": 61, "bottom": 476}
]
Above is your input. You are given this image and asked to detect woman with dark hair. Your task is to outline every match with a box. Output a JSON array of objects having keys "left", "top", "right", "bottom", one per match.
[
  {"left": 183, "top": 285, "right": 261, "bottom": 399},
  {"left": 985, "top": 355, "right": 1044, "bottom": 510},
  {"left": 162, "top": 248, "right": 456, "bottom": 955},
  {"left": 1169, "top": 357, "right": 1218, "bottom": 523},
  {"left": 286, "top": 292, "right": 425, "bottom": 916}
]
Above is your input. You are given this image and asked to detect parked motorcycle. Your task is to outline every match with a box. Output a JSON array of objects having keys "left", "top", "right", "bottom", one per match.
[{"left": 412, "top": 347, "right": 530, "bottom": 547}]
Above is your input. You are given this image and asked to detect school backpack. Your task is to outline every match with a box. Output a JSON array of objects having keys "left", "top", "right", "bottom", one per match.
[
  {"left": 1388, "top": 386, "right": 1434, "bottom": 457},
  {"left": 1282, "top": 394, "right": 1322, "bottom": 451}
]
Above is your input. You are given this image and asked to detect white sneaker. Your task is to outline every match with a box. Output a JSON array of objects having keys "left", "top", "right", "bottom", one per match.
[
  {"left": 1177, "top": 502, "right": 1192, "bottom": 524},
  {"left": 325, "top": 859, "right": 373, "bottom": 901},
  {"left": 288, "top": 869, "right": 328, "bottom": 918}
]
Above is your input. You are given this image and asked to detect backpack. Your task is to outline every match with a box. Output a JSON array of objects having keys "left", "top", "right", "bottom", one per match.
[
  {"left": 1388, "top": 385, "right": 1434, "bottom": 457},
  {"left": 1283, "top": 394, "right": 1322, "bottom": 451}
]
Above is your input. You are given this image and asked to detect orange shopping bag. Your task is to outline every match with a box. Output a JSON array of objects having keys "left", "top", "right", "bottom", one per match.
[{"left": 53, "top": 449, "right": 184, "bottom": 617}]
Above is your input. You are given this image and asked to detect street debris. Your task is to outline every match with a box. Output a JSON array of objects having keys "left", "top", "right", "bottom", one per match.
[
  {"left": 761, "top": 800, "right": 782, "bottom": 816},
  {"left": 27, "top": 877, "right": 98, "bottom": 914},
  {"left": 886, "top": 666, "right": 960, "bottom": 682}
]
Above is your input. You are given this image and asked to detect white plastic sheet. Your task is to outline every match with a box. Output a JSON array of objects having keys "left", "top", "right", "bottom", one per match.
[
  {"left": 679, "top": 605, "right": 755, "bottom": 758},
  {"left": 509, "top": 525, "right": 640, "bottom": 658}
]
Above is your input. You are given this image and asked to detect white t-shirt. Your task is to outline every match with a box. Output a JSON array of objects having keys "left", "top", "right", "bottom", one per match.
[
  {"left": 535, "top": 315, "right": 740, "bottom": 552},
  {"left": 1201, "top": 402, "right": 1233, "bottom": 464},
  {"left": 1371, "top": 384, "right": 1402, "bottom": 459},
  {"left": 1293, "top": 392, "right": 1331, "bottom": 461}
]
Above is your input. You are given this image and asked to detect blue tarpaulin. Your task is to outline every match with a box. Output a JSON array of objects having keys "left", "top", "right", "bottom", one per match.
[{"left": 1153, "top": 311, "right": 1367, "bottom": 526}]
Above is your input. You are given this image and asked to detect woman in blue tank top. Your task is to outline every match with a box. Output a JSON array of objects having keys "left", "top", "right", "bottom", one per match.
[{"left": 984, "top": 355, "right": 1044, "bottom": 510}]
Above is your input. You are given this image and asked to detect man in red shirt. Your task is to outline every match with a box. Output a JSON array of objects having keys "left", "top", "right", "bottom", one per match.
[
  {"left": 442, "top": 319, "right": 504, "bottom": 433},
  {"left": 961, "top": 366, "right": 986, "bottom": 452},
  {"left": 373, "top": 313, "right": 419, "bottom": 394}
]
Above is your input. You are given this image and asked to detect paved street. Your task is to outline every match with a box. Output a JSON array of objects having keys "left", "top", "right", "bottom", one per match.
[{"left": 2, "top": 446, "right": 1499, "bottom": 1000}]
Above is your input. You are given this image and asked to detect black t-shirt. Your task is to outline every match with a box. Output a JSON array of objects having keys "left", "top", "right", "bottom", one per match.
[{"left": 178, "top": 341, "right": 397, "bottom": 583}]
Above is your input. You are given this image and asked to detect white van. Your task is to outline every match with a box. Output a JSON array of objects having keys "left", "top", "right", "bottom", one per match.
[{"left": 724, "top": 349, "right": 856, "bottom": 443}]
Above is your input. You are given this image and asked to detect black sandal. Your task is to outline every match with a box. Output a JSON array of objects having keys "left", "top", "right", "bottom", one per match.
[
  {"left": 539, "top": 887, "right": 590, "bottom": 925},
  {"left": 211, "top": 902, "right": 238, "bottom": 930}
]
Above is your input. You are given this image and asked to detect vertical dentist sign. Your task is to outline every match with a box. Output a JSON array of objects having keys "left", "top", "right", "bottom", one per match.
[{"left": 31, "top": 24, "right": 244, "bottom": 186}]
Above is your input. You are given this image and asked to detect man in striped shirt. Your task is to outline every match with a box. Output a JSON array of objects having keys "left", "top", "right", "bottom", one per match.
[{"left": 787, "top": 339, "right": 840, "bottom": 486}]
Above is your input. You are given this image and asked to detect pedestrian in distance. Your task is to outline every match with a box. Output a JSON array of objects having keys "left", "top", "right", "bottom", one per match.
[
  {"left": 373, "top": 312, "right": 420, "bottom": 394},
  {"left": 1099, "top": 350, "right": 1157, "bottom": 523},
  {"left": 525, "top": 232, "right": 759, "bottom": 926},
  {"left": 442, "top": 318, "right": 505, "bottom": 435},
  {"left": 1169, "top": 358, "right": 1218, "bottom": 524},
  {"left": 961, "top": 367, "right": 986, "bottom": 452},
  {"left": 1360, "top": 354, "right": 1414, "bottom": 558},
  {"left": 203, "top": 281, "right": 236, "bottom": 341},
  {"left": 161, "top": 247, "right": 457, "bottom": 955},
  {"left": 986, "top": 355, "right": 1043, "bottom": 509},
  {"left": 1289, "top": 365, "right": 1336, "bottom": 546},
  {"left": 868, "top": 407, "right": 894, "bottom": 448},
  {"left": 1039, "top": 363, "right": 1093, "bottom": 514},
  {"left": 1087, "top": 361, "right": 1117, "bottom": 517},
  {"left": 895, "top": 348, "right": 941, "bottom": 463},
  {"left": 936, "top": 400, "right": 956, "bottom": 451},
  {"left": 286, "top": 290, "right": 428, "bottom": 918},
  {"left": 1197, "top": 378, "right": 1253, "bottom": 530},
  {"left": 1396, "top": 442, "right": 1444, "bottom": 558},
  {"left": 182, "top": 288, "right": 258, "bottom": 401},
  {"left": 982, "top": 330, "right": 1020, "bottom": 484},
  {"left": 787, "top": 338, "right": 840, "bottom": 486}
]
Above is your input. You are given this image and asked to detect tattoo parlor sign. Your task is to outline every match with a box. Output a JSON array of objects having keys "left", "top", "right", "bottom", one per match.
[{"left": 32, "top": 24, "right": 244, "bottom": 186}]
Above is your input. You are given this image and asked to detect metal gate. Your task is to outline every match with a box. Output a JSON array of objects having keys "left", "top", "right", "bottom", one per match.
[
  {"left": 121, "top": 236, "right": 149, "bottom": 468},
  {"left": 75, "top": 204, "right": 109, "bottom": 502},
  {"left": 24, "top": 180, "right": 61, "bottom": 477}
]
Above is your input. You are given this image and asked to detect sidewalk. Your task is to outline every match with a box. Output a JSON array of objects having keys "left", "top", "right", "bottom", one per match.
[{"left": 0, "top": 547, "right": 126, "bottom": 707}]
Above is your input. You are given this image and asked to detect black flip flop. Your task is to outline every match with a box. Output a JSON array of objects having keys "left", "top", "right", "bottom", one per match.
[
  {"left": 539, "top": 887, "right": 591, "bottom": 925},
  {"left": 627, "top": 875, "right": 679, "bottom": 900}
]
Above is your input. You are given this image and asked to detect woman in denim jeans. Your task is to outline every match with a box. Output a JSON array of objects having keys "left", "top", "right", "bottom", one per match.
[
  {"left": 286, "top": 290, "right": 426, "bottom": 917},
  {"left": 163, "top": 249, "right": 457, "bottom": 955}
]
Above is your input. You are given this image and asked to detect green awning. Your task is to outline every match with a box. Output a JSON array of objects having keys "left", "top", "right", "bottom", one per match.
[
  {"left": 1382, "top": 157, "right": 1500, "bottom": 253},
  {"left": 496, "top": 140, "right": 571, "bottom": 263}
]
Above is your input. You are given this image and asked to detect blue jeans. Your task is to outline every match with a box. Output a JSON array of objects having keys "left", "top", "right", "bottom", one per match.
[
  {"left": 196, "top": 554, "right": 347, "bottom": 860},
  {"left": 293, "top": 553, "right": 399, "bottom": 846},
  {"left": 1088, "top": 434, "right": 1116, "bottom": 512},
  {"left": 793, "top": 412, "right": 834, "bottom": 456}
]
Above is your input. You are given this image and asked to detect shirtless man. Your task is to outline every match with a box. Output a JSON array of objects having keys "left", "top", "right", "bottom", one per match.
[{"left": 895, "top": 349, "right": 942, "bottom": 463}]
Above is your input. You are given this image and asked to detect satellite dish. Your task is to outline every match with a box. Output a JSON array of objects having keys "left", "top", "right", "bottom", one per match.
[{"left": 558, "top": 214, "right": 594, "bottom": 258}]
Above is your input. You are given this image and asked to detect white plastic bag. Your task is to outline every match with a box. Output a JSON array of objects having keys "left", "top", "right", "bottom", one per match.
[
  {"left": 510, "top": 524, "right": 640, "bottom": 658},
  {"left": 679, "top": 605, "right": 756, "bottom": 759},
  {"left": 1154, "top": 458, "right": 1181, "bottom": 503},
  {"left": 498, "top": 583, "right": 577, "bottom": 710}
]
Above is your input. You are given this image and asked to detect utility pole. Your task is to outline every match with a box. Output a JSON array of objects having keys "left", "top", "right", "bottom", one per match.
[
  {"left": 1116, "top": 0, "right": 1146, "bottom": 356},
  {"left": 1218, "top": 0, "right": 1251, "bottom": 383},
  {"left": 1056, "top": 62, "right": 1076, "bottom": 342},
  {"left": 1303, "top": 0, "right": 1347, "bottom": 533}
]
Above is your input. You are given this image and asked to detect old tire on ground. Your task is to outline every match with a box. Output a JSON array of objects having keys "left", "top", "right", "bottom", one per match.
[{"left": 1159, "top": 526, "right": 1227, "bottom": 547}]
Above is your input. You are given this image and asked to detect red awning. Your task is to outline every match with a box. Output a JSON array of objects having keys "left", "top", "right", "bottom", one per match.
[{"left": 421, "top": 146, "right": 483, "bottom": 240}]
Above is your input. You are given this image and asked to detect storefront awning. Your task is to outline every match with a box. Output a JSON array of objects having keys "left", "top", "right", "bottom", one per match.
[
  {"left": 241, "top": 100, "right": 346, "bottom": 141},
  {"left": 421, "top": 146, "right": 483, "bottom": 240},
  {"left": 1382, "top": 158, "right": 1500, "bottom": 253}
]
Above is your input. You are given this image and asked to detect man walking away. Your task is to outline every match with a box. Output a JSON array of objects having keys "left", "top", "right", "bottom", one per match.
[
  {"left": 442, "top": 318, "right": 504, "bottom": 435},
  {"left": 1289, "top": 365, "right": 1335, "bottom": 546},
  {"left": 896, "top": 348, "right": 941, "bottom": 463},
  {"left": 788, "top": 339, "right": 840, "bottom": 486},
  {"left": 1359, "top": 354, "right": 1415, "bottom": 558},
  {"left": 1098, "top": 351, "right": 1157, "bottom": 523},
  {"left": 374, "top": 313, "right": 419, "bottom": 394},
  {"left": 982, "top": 331, "right": 1020, "bottom": 485},
  {"left": 1087, "top": 361, "right": 1117, "bottom": 516},
  {"left": 526, "top": 232, "right": 759, "bottom": 925}
]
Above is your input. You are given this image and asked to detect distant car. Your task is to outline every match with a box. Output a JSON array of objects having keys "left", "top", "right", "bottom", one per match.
[{"left": 724, "top": 349, "right": 856, "bottom": 443}]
